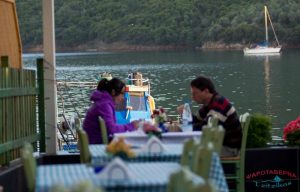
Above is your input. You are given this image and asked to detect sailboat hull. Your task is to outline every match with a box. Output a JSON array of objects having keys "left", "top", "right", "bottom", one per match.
[
  {"left": 244, "top": 6, "right": 282, "bottom": 56},
  {"left": 243, "top": 47, "right": 281, "bottom": 55}
]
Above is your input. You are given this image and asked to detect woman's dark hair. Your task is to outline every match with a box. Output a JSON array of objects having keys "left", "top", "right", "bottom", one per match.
[
  {"left": 190, "top": 75, "right": 217, "bottom": 94},
  {"left": 97, "top": 78, "right": 125, "bottom": 96}
]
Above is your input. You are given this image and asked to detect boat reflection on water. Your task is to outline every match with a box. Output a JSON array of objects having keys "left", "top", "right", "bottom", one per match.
[
  {"left": 262, "top": 56, "right": 283, "bottom": 141},
  {"left": 244, "top": 54, "right": 284, "bottom": 142},
  {"left": 264, "top": 56, "right": 271, "bottom": 113}
]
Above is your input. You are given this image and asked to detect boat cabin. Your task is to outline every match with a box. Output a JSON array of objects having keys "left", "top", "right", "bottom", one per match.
[{"left": 115, "top": 72, "right": 155, "bottom": 124}]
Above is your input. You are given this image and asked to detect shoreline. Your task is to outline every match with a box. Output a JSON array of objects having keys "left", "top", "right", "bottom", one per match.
[
  {"left": 22, "top": 41, "right": 245, "bottom": 53},
  {"left": 22, "top": 46, "right": 245, "bottom": 53},
  {"left": 22, "top": 41, "right": 296, "bottom": 53}
]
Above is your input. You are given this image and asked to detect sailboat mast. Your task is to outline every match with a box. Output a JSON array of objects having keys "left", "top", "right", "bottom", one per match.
[
  {"left": 266, "top": 6, "right": 281, "bottom": 47},
  {"left": 264, "top": 5, "right": 268, "bottom": 43}
]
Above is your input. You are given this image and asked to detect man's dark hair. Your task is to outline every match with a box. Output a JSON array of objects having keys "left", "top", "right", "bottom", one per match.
[{"left": 190, "top": 75, "right": 217, "bottom": 94}]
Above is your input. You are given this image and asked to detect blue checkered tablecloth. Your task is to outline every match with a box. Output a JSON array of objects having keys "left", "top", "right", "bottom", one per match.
[
  {"left": 89, "top": 144, "right": 183, "bottom": 166},
  {"left": 35, "top": 163, "right": 182, "bottom": 192},
  {"left": 36, "top": 164, "right": 95, "bottom": 192},
  {"left": 35, "top": 160, "right": 227, "bottom": 192},
  {"left": 210, "top": 153, "right": 229, "bottom": 192},
  {"left": 89, "top": 145, "right": 228, "bottom": 192},
  {"left": 96, "top": 162, "right": 181, "bottom": 192}
]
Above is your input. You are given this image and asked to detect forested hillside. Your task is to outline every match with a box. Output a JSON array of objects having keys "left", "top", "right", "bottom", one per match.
[{"left": 16, "top": 0, "right": 300, "bottom": 51}]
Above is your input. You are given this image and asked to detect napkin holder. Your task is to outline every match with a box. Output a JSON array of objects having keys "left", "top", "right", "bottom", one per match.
[
  {"left": 140, "top": 136, "right": 167, "bottom": 153},
  {"left": 96, "top": 157, "right": 133, "bottom": 180}
]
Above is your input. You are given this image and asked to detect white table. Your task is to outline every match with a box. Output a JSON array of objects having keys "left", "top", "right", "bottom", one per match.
[
  {"left": 114, "top": 131, "right": 202, "bottom": 145},
  {"left": 89, "top": 144, "right": 183, "bottom": 166}
]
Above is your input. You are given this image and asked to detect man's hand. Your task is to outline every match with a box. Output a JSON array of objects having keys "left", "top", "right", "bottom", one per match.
[{"left": 177, "top": 104, "right": 184, "bottom": 115}]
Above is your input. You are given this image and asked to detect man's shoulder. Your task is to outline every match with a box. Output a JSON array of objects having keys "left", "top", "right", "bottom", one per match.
[
  {"left": 213, "top": 94, "right": 231, "bottom": 106},
  {"left": 214, "top": 94, "right": 227, "bottom": 100}
]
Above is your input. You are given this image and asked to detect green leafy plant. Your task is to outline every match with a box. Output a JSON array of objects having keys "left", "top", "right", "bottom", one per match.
[{"left": 246, "top": 113, "right": 272, "bottom": 148}]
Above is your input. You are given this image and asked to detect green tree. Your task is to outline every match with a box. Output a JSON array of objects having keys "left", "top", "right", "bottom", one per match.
[{"left": 16, "top": 0, "right": 300, "bottom": 51}]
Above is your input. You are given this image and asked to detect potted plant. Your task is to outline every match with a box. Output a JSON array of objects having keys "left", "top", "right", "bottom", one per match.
[
  {"left": 246, "top": 113, "right": 272, "bottom": 148},
  {"left": 283, "top": 117, "right": 300, "bottom": 146},
  {"left": 151, "top": 108, "right": 168, "bottom": 132}
]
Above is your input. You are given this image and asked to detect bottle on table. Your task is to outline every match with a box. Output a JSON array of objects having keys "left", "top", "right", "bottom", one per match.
[{"left": 181, "top": 103, "right": 193, "bottom": 132}]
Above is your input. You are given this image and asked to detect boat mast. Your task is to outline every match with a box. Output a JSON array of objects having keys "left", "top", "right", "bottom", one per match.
[
  {"left": 265, "top": 6, "right": 281, "bottom": 47},
  {"left": 264, "top": 5, "right": 268, "bottom": 44}
]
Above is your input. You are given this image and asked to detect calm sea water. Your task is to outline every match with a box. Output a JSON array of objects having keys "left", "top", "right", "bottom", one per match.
[{"left": 23, "top": 49, "right": 300, "bottom": 136}]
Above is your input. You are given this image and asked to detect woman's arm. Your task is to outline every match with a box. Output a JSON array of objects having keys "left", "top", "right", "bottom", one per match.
[{"left": 96, "top": 103, "right": 135, "bottom": 134}]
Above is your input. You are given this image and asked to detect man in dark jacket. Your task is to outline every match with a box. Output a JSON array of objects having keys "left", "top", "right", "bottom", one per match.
[{"left": 178, "top": 75, "right": 242, "bottom": 156}]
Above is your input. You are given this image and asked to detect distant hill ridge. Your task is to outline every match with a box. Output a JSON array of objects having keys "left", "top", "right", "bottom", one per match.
[{"left": 17, "top": 0, "right": 300, "bottom": 52}]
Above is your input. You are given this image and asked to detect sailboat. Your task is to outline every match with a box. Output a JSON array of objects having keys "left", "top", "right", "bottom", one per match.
[{"left": 243, "top": 6, "right": 281, "bottom": 55}]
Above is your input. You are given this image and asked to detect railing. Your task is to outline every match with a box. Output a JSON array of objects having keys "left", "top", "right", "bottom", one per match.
[{"left": 0, "top": 56, "right": 45, "bottom": 166}]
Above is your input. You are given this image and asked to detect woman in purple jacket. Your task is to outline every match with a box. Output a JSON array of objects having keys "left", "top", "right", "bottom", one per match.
[{"left": 83, "top": 78, "right": 139, "bottom": 144}]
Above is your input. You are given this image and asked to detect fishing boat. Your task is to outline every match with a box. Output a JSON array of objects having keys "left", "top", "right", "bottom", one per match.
[
  {"left": 115, "top": 72, "right": 155, "bottom": 124},
  {"left": 98, "top": 71, "right": 155, "bottom": 124},
  {"left": 243, "top": 6, "right": 281, "bottom": 55}
]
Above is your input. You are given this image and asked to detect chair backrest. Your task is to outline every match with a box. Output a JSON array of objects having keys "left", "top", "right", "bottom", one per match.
[
  {"left": 77, "top": 129, "right": 91, "bottom": 164},
  {"left": 239, "top": 112, "right": 251, "bottom": 176},
  {"left": 98, "top": 116, "right": 108, "bottom": 144},
  {"left": 166, "top": 167, "right": 192, "bottom": 192},
  {"left": 211, "top": 125, "right": 225, "bottom": 155},
  {"left": 200, "top": 125, "right": 225, "bottom": 155},
  {"left": 192, "top": 142, "right": 214, "bottom": 180},
  {"left": 167, "top": 167, "right": 216, "bottom": 192},
  {"left": 221, "top": 113, "right": 250, "bottom": 192},
  {"left": 180, "top": 139, "right": 195, "bottom": 167},
  {"left": 240, "top": 112, "right": 250, "bottom": 129},
  {"left": 21, "top": 143, "right": 36, "bottom": 192},
  {"left": 200, "top": 126, "right": 213, "bottom": 146},
  {"left": 208, "top": 116, "right": 219, "bottom": 127}
]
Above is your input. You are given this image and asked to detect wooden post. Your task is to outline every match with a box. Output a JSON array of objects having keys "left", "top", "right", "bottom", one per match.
[{"left": 43, "top": 0, "right": 57, "bottom": 154}]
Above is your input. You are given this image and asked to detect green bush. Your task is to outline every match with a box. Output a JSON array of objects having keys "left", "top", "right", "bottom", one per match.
[{"left": 246, "top": 113, "right": 272, "bottom": 148}]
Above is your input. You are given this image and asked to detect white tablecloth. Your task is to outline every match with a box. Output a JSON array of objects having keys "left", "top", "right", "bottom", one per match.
[
  {"left": 114, "top": 131, "right": 202, "bottom": 145},
  {"left": 89, "top": 144, "right": 183, "bottom": 166}
]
